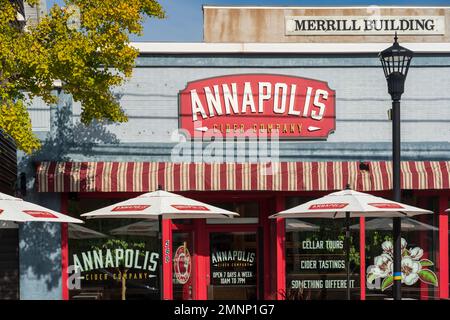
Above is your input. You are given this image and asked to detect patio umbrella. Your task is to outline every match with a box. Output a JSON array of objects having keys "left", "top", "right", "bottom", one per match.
[
  {"left": 80, "top": 188, "right": 238, "bottom": 299},
  {"left": 270, "top": 187, "right": 432, "bottom": 300},
  {"left": 286, "top": 219, "right": 320, "bottom": 231},
  {"left": 109, "top": 220, "right": 159, "bottom": 237},
  {"left": 0, "top": 192, "right": 82, "bottom": 223},
  {"left": 349, "top": 217, "right": 438, "bottom": 231},
  {"left": 81, "top": 189, "right": 238, "bottom": 220},
  {"left": 0, "top": 221, "right": 18, "bottom": 229},
  {"left": 68, "top": 224, "right": 108, "bottom": 239}
]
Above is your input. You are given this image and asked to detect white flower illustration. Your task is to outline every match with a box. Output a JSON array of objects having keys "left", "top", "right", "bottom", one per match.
[
  {"left": 372, "top": 253, "right": 393, "bottom": 278},
  {"left": 409, "top": 247, "right": 424, "bottom": 260},
  {"left": 401, "top": 238, "right": 407, "bottom": 250},
  {"left": 367, "top": 238, "right": 438, "bottom": 289},
  {"left": 401, "top": 257, "right": 421, "bottom": 285},
  {"left": 381, "top": 241, "right": 393, "bottom": 256}
]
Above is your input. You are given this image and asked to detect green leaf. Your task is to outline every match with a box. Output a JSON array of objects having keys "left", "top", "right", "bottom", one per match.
[
  {"left": 367, "top": 273, "right": 377, "bottom": 283},
  {"left": 418, "top": 269, "right": 438, "bottom": 287},
  {"left": 381, "top": 276, "right": 394, "bottom": 292},
  {"left": 420, "top": 259, "right": 434, "bottom": 267}
]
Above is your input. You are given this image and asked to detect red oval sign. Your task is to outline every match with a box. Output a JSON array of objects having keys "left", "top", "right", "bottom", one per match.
[
  {"left": 179, "top": 74, "right": 336, "bottom": 139},
  {"left": 173, "top": 245, "right": 191, "bottom": 284}
]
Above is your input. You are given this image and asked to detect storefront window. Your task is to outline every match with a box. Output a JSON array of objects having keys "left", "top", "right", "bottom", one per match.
[
  {"left": 67, "top": 197, "right": 160, "bottom": 300},
  {"left": 208, "top": 232, "right": 257, "bottom": 300},
  {"left": 285, "top": 197, "right": 360, "bottom": 300},
  {"left": 285, "top": 195, "right": 442, "bottom": 300},
  {"left": 0, "top": 222, "right": 19, "bottom": 300},
  {"left": 365, "top": 195, "right": 439, "bottom": 300}
]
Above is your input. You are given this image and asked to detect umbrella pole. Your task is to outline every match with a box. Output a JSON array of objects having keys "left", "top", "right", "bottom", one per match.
[
  {"left": 158, "top": 215, "right": 164, "bottom": 300},
  {"left": 345, "top": 212, "right": 350, "bottom": 300}
]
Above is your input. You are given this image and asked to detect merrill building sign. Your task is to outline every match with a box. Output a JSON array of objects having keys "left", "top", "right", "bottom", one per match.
[{"left": 286, "top": 16, "right": 446, "bottom": 35}]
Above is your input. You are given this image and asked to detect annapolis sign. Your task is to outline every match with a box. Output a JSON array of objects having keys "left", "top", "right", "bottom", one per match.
[{"left": 179, "top": 74, "right": 336, "bottom": 139}]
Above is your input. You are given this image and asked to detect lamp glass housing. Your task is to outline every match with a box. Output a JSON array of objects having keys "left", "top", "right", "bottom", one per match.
[{"left": 379, "top": 34, "right": 414, "bottom": 80}]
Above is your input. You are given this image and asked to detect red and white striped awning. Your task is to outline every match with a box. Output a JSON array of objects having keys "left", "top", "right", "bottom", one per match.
[{"left": 35, "top": 161, "right": 450, "bottom": 193}]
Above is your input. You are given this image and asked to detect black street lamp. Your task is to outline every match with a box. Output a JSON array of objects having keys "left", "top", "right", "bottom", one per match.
[{"left": 379, "top": 33, "right": 413, "bottom": 300}]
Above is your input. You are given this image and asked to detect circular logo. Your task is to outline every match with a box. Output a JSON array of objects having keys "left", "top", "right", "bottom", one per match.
[{"left": 173, "top": 245, "right": 191, "bottom": 284}]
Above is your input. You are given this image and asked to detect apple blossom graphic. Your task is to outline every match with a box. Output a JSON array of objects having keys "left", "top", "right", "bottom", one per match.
[{"left": 367, "top": 238, "right": 438, "bottom": 291}]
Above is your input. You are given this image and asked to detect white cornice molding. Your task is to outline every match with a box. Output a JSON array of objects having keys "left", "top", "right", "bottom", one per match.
[{"left": 131, "top": 42, "right": 450, "bottom": 54}]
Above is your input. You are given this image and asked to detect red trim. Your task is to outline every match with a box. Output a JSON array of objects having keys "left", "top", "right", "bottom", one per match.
[
  {"left": 311, "top": 162, "right": 319, "bottom": 190},
  {"left": 251, "top": 163, "right": 258, "bottom": 190},
  {"left": 193, "top": 220, "right": 208, "bottom": 300},
  {"left": 438, "top": 195, "right": 449, "bottom": 299},
  {"left": 204, "top": 163, "right": 211, "bottom": 191},
  {"left": 275, "top": 196, "right": 286, "bottom": 300},
  {"left": 110, "top": 163, "right": 118, "bottom": 192},
  {"left": 47, "top": 162, "right": 57, "bottom": 192},
  {"left": 60, "top": 193, "right": 69, "bottom": 300},
  {"left": 79, "top": 163, "right": 88, "bottom": 192},
  {"left": 158, "top": 162, "right": 166, "bottom": 190},
  {"left": 126, "top": 162, "right": 135, "bottom": 192},
  {"left": 296, "top": 162, "right": 303, "bottom": 190},
  {"left": 235, "top": 164, "right": 243, "bottom": 190},
  {"left": 359, "top": 217, "right": 365, "bottom": 300},
  {"left": 95, "top": 162, "right": 104, "bottom": 192},
  {"left": 162, "top": 219, "right": 173, "bottom": 300},
  {"left": 261, "top": 200, "right": 271, "bottom": 299},
  {"left": 441, "top": 162, "right": 449, "bottom": 189},
  {"left": 174, "top": 163, "right": 181, "bottom": 191},
  {"left": 63, "top": 162, "right": 72, "bottom": 192}
]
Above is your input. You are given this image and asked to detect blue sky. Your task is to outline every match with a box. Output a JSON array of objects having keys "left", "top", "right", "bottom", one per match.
[{"left": 47, "top": 1, "right": 450, "bottom": 42}]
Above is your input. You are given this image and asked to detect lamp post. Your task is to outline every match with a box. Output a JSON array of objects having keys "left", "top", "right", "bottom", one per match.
[{"left": 379, "top": 33, "right": 413, "bottom": 300}]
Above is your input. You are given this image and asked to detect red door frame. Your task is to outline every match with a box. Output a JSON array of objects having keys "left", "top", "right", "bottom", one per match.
[
  {"left": 171, "top": 221, "right": 196, "bottom": 300},
  {"left": 438, "top": 194, "right": 449, "bottom": 299},
  {"left": 162, "top": 219, "right": 173, "bottom": 300},
  {"left": 274, "top": 196, "right": 286, "bottom": 300},
  {"left": 174, "top": 193, "right": 274, "bottom": 300}
]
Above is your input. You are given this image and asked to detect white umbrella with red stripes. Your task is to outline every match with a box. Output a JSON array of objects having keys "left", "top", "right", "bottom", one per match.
[
  {"left": 270, "top": 186, "right": 432, "bottom": 300},
  {"left": 0, "top": 192, "right": 83, "bottom": 223},
  {"left": 270, "top": 189, "right": 432, "bottom": 219},
  {"left": 80, "top": 188, "right": 238, "bottom": 300}
]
